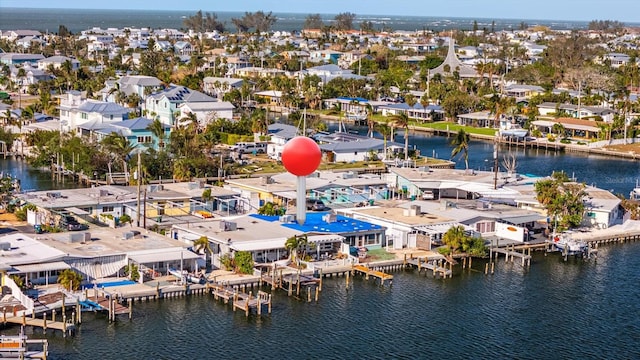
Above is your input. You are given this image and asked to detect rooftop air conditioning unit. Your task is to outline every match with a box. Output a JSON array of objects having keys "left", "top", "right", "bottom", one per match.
[
  {"left": 322, "top": 213, "right": 337, "bottom": 223},
  {"left": 219, "top": 221, "right": 237, "bottom": 231},
  {"left": 46, "top": 192, "right": 62, "bottom": 199},
  {"left": 279, "top": 215, "right": 296, "bottom": 223},
  {"left": 0, "top": 242, "right": 11, "bottom": 251}
]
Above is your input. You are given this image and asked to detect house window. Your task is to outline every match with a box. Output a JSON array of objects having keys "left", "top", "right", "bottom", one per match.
[
  {"left": 137, "top": 136, "right": 152, "bottom": 143},
  {"left": 103, "top": 206, "right": 115, "bottom": 212},
  {"left": 476, "top": 221, "right": 495, "bottom": 233},
  {"left": 81, "top": 113, "right": 88, "bottom": 119}
]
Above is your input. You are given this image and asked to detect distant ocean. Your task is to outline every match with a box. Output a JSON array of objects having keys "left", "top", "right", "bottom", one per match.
[{"left": 2, "top": 7, "right": 634, "bottom": 34}]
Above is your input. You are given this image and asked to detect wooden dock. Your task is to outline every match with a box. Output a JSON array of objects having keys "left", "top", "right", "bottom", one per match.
[
  {"left": 352, "top": 264, "right": 394, "bottom": 285},
  {"left": 207, "top": 284, "right": 272, "bottom": 316},
  {"left": 259, "top": 266, "right": 323, "bottom": 302},
  {"left": 405, "top": 257, "right": 453, "bottom": 278},
  {"left": 3, "top": 312, "right": 75, "bottom": 336},
  {"left": 493, "top": 246, "right": 533, "bottom": 267}
]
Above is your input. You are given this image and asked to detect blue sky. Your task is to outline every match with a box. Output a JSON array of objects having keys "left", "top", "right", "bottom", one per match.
[{"left": 1, "top": 0, "right": 638, "bottom": 22}]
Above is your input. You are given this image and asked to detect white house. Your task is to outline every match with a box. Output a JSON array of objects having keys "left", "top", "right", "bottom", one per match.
[
  {"left": 37, "top": 56, "right": 80, "bottom": 71},
  {"left": 144, "top": 85, "right": 216, "bottom": 126},
  {"left": 178, "top": 100, "right": 235, "bottom": 127},
  {"left": 59, "top": 91, "right": 131, "bottom": 132}
]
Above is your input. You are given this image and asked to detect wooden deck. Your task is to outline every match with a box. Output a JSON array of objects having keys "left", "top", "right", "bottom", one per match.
[
  {"left": 3, "top": 312, "right": 75, "bottom": 335},
  {"left": 405, "top": 258, "right": 452, "bottom": 278},
  {"left": 207, "top": 284, "right": 272, "bottom": 316},
  {"left": 352, "top": 264, "right": 394, "bottom": 285}
]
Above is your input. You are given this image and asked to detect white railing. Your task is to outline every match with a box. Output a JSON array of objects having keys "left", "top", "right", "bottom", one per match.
[{"left": 2, "top": 274, "right": 34, "bottom": 313}]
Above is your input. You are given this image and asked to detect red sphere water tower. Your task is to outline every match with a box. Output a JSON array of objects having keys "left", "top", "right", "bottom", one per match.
[{"left": 281, "top": 136, "right": 322, "bottom": 224}]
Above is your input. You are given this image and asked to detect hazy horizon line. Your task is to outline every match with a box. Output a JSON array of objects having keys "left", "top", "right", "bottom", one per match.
[{"left": 0, "top": 6, "right": 634, "bottom": 25}]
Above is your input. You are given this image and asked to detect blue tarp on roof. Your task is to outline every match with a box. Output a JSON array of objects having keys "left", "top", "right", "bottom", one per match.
[{"left": 249, "top": 213, "right": 383, "bottom": 233}]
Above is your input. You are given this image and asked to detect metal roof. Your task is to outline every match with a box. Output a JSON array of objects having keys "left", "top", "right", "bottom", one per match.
[
  {"left": 11, "top": 261, "right": 70, "bottom": 274},
  {"left": 128, "top": 249, "right": 200, "bottom": 264}
]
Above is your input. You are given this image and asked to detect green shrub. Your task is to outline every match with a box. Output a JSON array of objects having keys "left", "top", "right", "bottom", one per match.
[
  {"left": 119, "top": 214, "right": 132, "bottom": 225},
  {"left": 14, "top": 204, "right": 36, "bottom": 221}
]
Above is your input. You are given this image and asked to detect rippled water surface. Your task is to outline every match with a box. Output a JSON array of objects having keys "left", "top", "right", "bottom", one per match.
[{"left": 13, "top": 242, "right": 638, "bottom": 360}]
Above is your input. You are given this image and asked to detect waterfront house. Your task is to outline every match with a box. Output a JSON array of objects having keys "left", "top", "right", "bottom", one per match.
[
  {"left": 457, "top": 111, "right": 497, "bottom": 128},
  {"left": 170, "top": 212, "right": 381, "bottom": 267},
  {"left": 316, "top": 132, "right": 391, "bottom": 162},
  {"left": 337, "top": 203, "right": 476, "bottom": 249},
  {"left": 143, "top": 85, "right": 216, "bottom": 126},
  {"left": 379, "top": 103, "right": 445, "bottom": 122},
  {"left": 582, "top": 186, "right": 623, "bottom": 229},
  {"left": 531, "top": 117, "right": 602, "bottom": 139},
  {"left": 59, "top": 91, "right": 132, "bottom": 132},
  {"left": 536, "top": 102, "right": 615, "bottom": 122},
  {"left": 78, "top": 117, "right": 170, "bottom": 151}
]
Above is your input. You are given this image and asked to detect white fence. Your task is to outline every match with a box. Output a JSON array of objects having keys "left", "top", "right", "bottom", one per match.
[
  {"left": 587, "top": 138, "right": 640, "bottom": 149},
  {"left": 2, "top": 274, "right": 34, "bottom": 314}
]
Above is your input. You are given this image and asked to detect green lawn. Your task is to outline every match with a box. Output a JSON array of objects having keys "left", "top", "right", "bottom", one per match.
[
  {"left": 413, "top": 122, "right": 498, "bottom": 137},
  {"left": 365, "top": 248, "right": 396, "bottom": 261}
]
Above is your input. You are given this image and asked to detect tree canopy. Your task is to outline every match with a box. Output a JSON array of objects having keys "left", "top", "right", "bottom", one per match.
[
  {"left": 232, "top": 11, "right": 277, "bottom": 33},
  {"left": 534, "top": 171, "right": 586, "bottom": 231},
  {"left": 183, "top": 10, "right": 225, "bottom": 32},
  {"left": 304, "top": 14, "right": 324, "bottom": 29},
  {"left": 334, "top": 12, "right": 356, "bottom": 31}
]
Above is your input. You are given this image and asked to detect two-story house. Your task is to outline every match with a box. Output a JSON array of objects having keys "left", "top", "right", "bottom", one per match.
[
  {"left": 59, "top": 91, "right": 131, "bottom": 132},
  {"left": 144, "top": 85, "right": 216, "bottom": 126}
]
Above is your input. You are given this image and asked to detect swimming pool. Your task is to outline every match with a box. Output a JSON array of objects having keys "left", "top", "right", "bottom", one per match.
[{"left": 81, "top": 280, "right": 136, "bottom": 289}]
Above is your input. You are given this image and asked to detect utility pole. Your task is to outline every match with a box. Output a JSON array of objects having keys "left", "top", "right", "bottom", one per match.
[
  {"left": 136, "top": 151, "right": 141, "bottom": 227},
  {"left": 493, "top": 132, "right": 499, "bottom": 190}
]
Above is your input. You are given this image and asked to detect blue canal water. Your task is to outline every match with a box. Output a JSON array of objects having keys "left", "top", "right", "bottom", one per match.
[
  {"left": 11, "top": 242, "right": 640, "bottom": 360},
  {"left": 2, "top": 130, "right": 640, "bottom": 358}
]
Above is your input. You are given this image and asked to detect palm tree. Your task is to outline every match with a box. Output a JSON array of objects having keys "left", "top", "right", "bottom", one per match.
[
  {"left": 552, "top": 123, "right": 565, "bottom": 138},
  {"left": 442, "top": 225, "right": 468, "bottom": 255},
  {"left": 375, "top": 122, "right": 392, "bottom": 160},
  {"left": 450, "top": 129, "right": 470, "bottom": 170},
  {"left": 101, "top": 132, "right": 136, "bottom": 184},
  {"left": 285, "top": 234, "right": 310, "bottom": 266},
  {"left": 193, "top": 235, "right": 213, "bottom": 270},
  {"left": 365, "top": 103, "right": 375, "bottom": 137},
  {"left": 58, "top": 269, "right": 83, "bottom": 291},
  {"left": 146, "top": 118, "right": 166, "bottom": 149},
  {"left": 390, "top": 112, "right": 410, "bottom": 160}
]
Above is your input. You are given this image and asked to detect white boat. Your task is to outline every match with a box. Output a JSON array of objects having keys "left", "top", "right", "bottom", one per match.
[
  {"left": 630, "top": 180, "right": 640, "bottom": 200},
  {"left": 499, "top": 120, "right": 528, "bottom": 138},
  {"left": 550, "top": 232, "right": 588, "bottom": 256},
  {"left": 168, "top": 268, "right": 205, "bottom": 284},
  {"left": 346, "top": 111, "right": 368, "bottom": 122}
]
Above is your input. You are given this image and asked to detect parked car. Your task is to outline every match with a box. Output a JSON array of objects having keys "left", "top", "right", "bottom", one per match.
[{"left": 306, "top": 199, "right": 329, "bottom": 211}]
